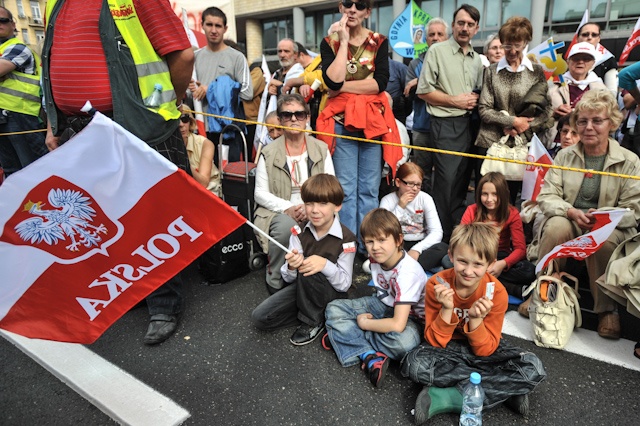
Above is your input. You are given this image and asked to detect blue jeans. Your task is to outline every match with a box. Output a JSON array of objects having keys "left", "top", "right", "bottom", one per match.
[
  {"left": 332, "top": 122, "right": 381, "bottom": 252},
  {"left": 401, "top": 339, "right": 547, "bottom": 408},
  {"left": 0, "top": 111, "right": 48, "bottom": 175},
  {"left": 325, "top": 296, "right": 422, "bottom": 367}
]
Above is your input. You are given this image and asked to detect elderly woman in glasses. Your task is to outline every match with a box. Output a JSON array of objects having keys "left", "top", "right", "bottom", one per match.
[
  {"left": 254, "top": 94, "right": 335, "bottom": 294},
  {"left": 178, "top": 108, "right": 221, "bottom": 197},
  {"left": 520, "top": 90, "right": 640, "bottom": 341}
]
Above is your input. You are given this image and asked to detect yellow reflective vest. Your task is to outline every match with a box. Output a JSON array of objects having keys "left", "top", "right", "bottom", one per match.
[
  {"left": 45, "top": 0, "right": 179, "bottom": 121},
  {"left": 0, "top": 38, "right": 42, "bottom": 117}
]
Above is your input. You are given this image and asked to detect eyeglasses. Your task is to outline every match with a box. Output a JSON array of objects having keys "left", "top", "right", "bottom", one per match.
[
  {"left": 0, "top": 17, "right": 12, "bottom": 24},
  {"left": 278, "top": 110, "right": 308, "bottom": 121},
  {"left": 488, "top": 45, "right": 504, "bottom": 51},
  {"left": 179, "top": 114, "right": 191, "bottom": 123},
  {"left": 580, "top": 32, "right": 600, "bottom": 38},
  {"left": 399, "top": 178, "right": 421, "bottom": 189},
  {"left": 502, "top": 44, "right": 525, "bottom": 51},
  {"left": 576, "top": 118, "right": 610, "bottom": 128},
  {"left": 455, "top": 20, "right": 477, "bottom": 29},
  {"left": 341, "top": 1, "right": 368, "bottom": 11}
]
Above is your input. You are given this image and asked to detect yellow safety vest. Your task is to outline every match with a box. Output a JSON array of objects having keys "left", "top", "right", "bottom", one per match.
[
  {"left": 0, "top": 38, "right": 42, "bottom": 117},
  {"left": 45, "top": 0, "right": 179, "bottom": 121}
]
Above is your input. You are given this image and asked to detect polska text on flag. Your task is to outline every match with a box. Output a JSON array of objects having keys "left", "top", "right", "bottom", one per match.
[
  {"left": 0, "top": 113, "right": 246, "bottom": 343},
  {"left": 521, "top": 133, "right": 553, "bottom": 202},
  {"left": 535, "top": 209, "right": 627, "bottom": 274}
]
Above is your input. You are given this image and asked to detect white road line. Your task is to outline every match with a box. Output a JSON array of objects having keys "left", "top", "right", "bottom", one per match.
[
  {"left": 1, "top": 330, "right": 190, "bottom": 426},
  {"left": 503, "top": 311, "right": 640, "bottom": 372}
]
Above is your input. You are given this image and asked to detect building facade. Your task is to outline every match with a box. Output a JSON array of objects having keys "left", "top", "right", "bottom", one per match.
[
  {"left": 234, "top": 0, "right": 640, "bottom": 64},
  {"left": 2, "top": 0, "right": 45, "bottom": 54}
]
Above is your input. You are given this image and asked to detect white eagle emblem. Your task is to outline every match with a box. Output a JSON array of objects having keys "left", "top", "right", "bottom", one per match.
[{"left": 15, "top": 188, "right": 108, "bottom": 251}]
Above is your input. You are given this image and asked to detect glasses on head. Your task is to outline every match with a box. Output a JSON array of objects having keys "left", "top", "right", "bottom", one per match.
[
  {"left": 580, "top": 32, "right": 600, "bottom": 38},
  {"left": 0, "top": 17, "right": 12, "bottom": 24},
  {"left": 576, "top": 118, "right": 610, "bottom": 128},
  {"left": 341, "top": 1, "right": 368, "bottom": 11},
  {"left": 502, "top": 44, "right": 525, "bottom": 51},
  {"left": 179, "top": 114, "right": 191, "bottom": 123},
  {"left": 278, "top": 110, "right": 308, "bottom": 121},
  {"left": 399, "top": 178, "right": 421, "bottom": 189}
]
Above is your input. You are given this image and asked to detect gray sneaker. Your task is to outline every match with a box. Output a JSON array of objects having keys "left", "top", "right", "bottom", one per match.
[{"left": 290, "top": 324, "right": 325, "bottom": 346}]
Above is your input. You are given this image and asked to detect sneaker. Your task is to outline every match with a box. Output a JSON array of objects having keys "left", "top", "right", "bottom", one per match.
[
  {"left": 362, "top": 259, "right": 371, "bottom": 274},
  {"left": 290, "top": 324, "right": 325, "bottom": 346},
  {"left": 321, "top": 332, "right": 333, "bottom": 351},
  {"left": 414, "top": 386, "right": 431, "bottom": 425},
  {"left": 504, "top": 393, "right": 530, "bottom": 416},
  {"left": 362, "top": 351, "right": 390, "bottom": 387}
]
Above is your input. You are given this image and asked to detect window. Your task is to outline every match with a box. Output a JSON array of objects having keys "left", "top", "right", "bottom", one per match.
[
  {"left": 17, "top": 0, "right": 26, "bottom": 18},
  {"left": 502, "top": 0, "right": 532, "bottom": 25},
  {"left": 35, "top": 30, "right": 45, "bottom": 44},
  {"left": 305, "top": 16, "right": 315, "bottom": 50},
  {"left": 262, "top": 17, "right": 293, "bottom": 55},
  {"left": 551, "top": 0, "right": 588, "bottom": 23},
  {"left": 421, "top": 1, "right": 441, "bottom": 18},
  {"left": 30, "top": 1, "right": 42, "bottom": 19},
  {"left": 21, "top": 29, "right": 31, "bottom": 45}
]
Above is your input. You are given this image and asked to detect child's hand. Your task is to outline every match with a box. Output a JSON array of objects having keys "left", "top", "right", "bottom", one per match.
[
  {"left": 298, "top": 255, "right": 327, "bottom": 276},
  {"left": 408, "top": 249, "right": 420, "bottom": 261},
  {"left": 398, "top": 191, "right": 417, "bottom": 209},
  {"left": 487, "top": 259, "right": 506, "bottom": 277},
  {"left": 468, "top": 297, "right": 493, "bottom": 319},
  {"left": 434, "top": 282, "right": 454, "bottom": 310},
  {"left": 285, "top": 249, "right": 304, "bottom": 270},
  {"left": 356, "top": 313, "right": 374, "bottom": 330}
]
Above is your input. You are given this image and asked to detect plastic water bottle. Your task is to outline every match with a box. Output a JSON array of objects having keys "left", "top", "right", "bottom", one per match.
[
  {"left": 459, "top": 372, "right": 484, "bottom": 426},
  {"left": 144, "top": 83, "right": 163, "bottom": 107}
]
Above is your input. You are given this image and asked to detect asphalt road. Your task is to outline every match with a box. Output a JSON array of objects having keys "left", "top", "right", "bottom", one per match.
[{"left": 2, "top": 261, "right": 640, "bottom": 426}]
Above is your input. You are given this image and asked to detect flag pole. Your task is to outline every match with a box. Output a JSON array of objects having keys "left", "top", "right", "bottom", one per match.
[{"left": 244, "top": 220, "right": 293, "bottom": 254}]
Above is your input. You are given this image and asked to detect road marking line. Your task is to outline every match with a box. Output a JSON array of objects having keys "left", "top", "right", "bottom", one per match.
[
  {"left": 1, "top": 330, "right": 190, "bottom": 425},
  {"left": 503, "top": 311, "right": 640, "bottom": 372}
]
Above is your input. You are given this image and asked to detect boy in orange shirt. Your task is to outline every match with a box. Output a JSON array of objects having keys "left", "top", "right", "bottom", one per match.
[{"left": 401, "top": 223, "right": 546, "bottom": 424}]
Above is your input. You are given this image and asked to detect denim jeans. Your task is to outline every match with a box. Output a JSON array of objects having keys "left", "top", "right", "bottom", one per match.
[
  {"left": 0, "top": 111, "right": 48, "bottom": 175},
  {"left": 266, "top": 213, "right": 297, "bottom": 292},
  {"left": 401, "top": 339, "right": 547, "bottom": 408},
  {"left": 332, "top": 122, "right": 381, "bottom": 252},
  {"left": 252, "top": 273, "right": 347, "bottom": 331},
  {"left": 325, "top": 296, "right": 422, "bottom": 367}
]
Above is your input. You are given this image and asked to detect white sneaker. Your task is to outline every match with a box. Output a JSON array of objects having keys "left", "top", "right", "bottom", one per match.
[{"left": 362, "top": 259, "right": 371, "bottom": 274}]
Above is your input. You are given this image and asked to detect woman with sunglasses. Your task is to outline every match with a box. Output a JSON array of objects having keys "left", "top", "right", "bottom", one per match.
[
  {"left": 379, "top": 162, "right": 448, "bottom": 273},
  {"left": 316, "top": 0, "right": 402, "bottom": 257},
  {"left": 178, "top": 108, "right": 221, "bottom": 197},
  {"left": 254, "top": 94, "right": 335, "bottom": 294}
]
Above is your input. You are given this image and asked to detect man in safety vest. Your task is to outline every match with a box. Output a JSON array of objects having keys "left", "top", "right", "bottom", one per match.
[
  {"left": 41, "top": 0, "right": 195, "bottom": 345},
  {"left": 0, "top": 7, "right": 48, "bottom": 177}
]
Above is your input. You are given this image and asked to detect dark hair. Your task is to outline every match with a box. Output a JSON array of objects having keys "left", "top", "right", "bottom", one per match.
[
  {"left": 277, "top": 93, "right": 310, "bottom": 115},
  {"left": 454, "top": 4, "right": 480, "bottom": 24},
  {"left": 578, "top": 21, "right": 601, "bottom": 33},
  {"left": 557, "top": 113, "right": 572, "bottom": 131},
  {"left": 360, "top": 208, "right": 403, "bottom": 246},
  {"left": 499, "top": 16, "right": 533, "bottom": 44},
  {"left": 295, "top": 42, "right": 309, "bottom": 56},
  {"left": 202, "top": 7, "right": 227, "bottom": 26},
  {"left": 475, "top": 172, "right": 510, "bottom": 225},
  {"left": 301, "top": 174, "right": 344, "bottom": 205},
  {"left": 0, "top": 7, "right": 13, "bottom": 21}
]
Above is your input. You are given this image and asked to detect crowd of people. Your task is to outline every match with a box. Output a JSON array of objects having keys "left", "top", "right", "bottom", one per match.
[{"left": 2, "top": 1, "right": 640, "bottom": 424}]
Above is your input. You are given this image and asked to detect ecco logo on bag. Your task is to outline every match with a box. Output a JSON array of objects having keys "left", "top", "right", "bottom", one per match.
[{"left": 221, "top": 242, "right": 243, "bottom": 254}]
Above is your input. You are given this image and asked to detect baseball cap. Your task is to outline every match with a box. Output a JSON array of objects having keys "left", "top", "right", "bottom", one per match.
[{"left": 567, "top": 42, "right": 597, "bottom": 60}]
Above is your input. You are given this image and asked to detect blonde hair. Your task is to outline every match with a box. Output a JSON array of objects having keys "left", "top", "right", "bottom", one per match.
[
  {"left": 571, "top": 89, "right": 623, "bottom": 132},
  {"left": 449, "top": 223, "right": 499, "bottom": 263}
]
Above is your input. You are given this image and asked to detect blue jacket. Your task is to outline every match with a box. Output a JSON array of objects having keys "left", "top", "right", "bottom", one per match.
[{"left": 206, "top": 75, "right": 245, "bottom": 139}]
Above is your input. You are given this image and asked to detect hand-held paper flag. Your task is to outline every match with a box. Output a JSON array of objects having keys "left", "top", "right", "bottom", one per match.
[
  {"left": 535, "top": 209, "right": 627, "bottom": 274},
  {"left": 521, "top": 134, "right": 553, "bottom": 202},
  {"left": 0, "top": 114, "right": 246, "bottom": 343}
]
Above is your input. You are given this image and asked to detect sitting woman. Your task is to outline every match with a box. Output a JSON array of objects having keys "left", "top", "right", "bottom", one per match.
[
  {"left": 379, "top": 163, "right": 448, "bottom": 272},
  {"left": 254, "top": 94, "right": 335, "bottom": 294},
  {"left": 521, "top": 89, "right": 640, "bottom": 340},
  {"left": 179, "top": 109, "right": 221, "bottom": 197}
]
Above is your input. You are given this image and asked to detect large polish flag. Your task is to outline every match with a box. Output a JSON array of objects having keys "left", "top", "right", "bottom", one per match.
[
  {"left": 564, "top": 10, "right": 589, "bottom": 60},
  {"left": 619, "top": 16, "right": 640, "bottom": 66},
  {"left": 535, "top": 209, "right": 627, "bottom": 274},
  {"left": 521, "top": 134, "right": 553, "bottom": 202},
  {"left": 0, "top": 113, "right": 246, "bottom": 343}
]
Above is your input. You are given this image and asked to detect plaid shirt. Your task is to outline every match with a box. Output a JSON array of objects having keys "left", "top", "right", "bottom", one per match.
[{"left": 0, "top": 40, "right": 36, "bottom": 75}]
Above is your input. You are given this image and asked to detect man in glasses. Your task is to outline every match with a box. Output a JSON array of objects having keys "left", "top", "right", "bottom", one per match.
[
  {"left": 0, "top": 7, "right": 48, "bottom": 177},
  {"left": 190, "top": 6, "right": 253, "bottom": 163},
  {"left": 416, "top": 4, "right": 484, "bottom": 242},
  {"left": 41, "top": 0, "right": 194, "bottom": 346}
]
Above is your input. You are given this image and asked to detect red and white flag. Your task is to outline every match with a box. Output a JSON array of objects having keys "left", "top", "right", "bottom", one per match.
[
  {"left": 0, "top": 113, "right": 246, "bottom": 343},
  {"left": 521, "top": 134, "right": 553, "bottom": 202},
  {"left": 619, "top": 16, "right": 640, "bottom": 66},
  {"left": 564, "top": 10, "right": 589, "bottom": 60},
  {"left": 535, "top": 209, "right": 627, "bottom": 274}
]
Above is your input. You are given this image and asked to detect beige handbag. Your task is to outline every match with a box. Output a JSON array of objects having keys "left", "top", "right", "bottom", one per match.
[
  {"left": 480, "top": 134, "right": 528, "bottom": 181},
  {"left": 523, "top": 265, "right": 581, "bottom": 350}
]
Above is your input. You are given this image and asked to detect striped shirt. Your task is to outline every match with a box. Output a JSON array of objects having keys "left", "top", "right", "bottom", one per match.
[
  {"left": 49, "top": 0, "right": 190, "bottom": 115},
  {"left": 0, "top": 41, "right": 36, "bottom": 75}
]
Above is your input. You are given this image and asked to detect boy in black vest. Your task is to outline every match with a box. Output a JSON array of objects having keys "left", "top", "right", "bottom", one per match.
[{"left": 251, "top": 174, "right": 356, "bottom": 345}]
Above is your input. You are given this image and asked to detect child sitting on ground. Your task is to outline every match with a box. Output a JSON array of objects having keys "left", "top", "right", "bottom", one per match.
[
  {"left": 324, "top": 208, "right": 427, "bottom": 387},
  {"left": 251, "top": 174, "right": 356, "bottom": 345},
  {"left": 401, "top": 223, "right": 546, "bottom": 424}
]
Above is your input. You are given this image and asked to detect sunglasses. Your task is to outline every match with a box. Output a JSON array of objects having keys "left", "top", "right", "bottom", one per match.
[
  {"left": 179, "top": 114, "right": 191, "bottom": 123},
  {"left": 0, "top": 17, "right": 12, "bottom": 24},
  {"left": 341, "top": 1, "right": 368, "bottom": 11},
  {"left": 278, "top": 110, "right": 308, "bottom": 121},
  {"left": 580, "top": 32, "right": 600, "bottom": 38}
]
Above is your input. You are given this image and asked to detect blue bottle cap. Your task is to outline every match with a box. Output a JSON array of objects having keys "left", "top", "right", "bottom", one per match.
[
  {"left": 470, "top": 372, "right": 481, "bottom": 384},
  {"left": 154, "top": 83, "right": 163, "bottom": 90}
]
